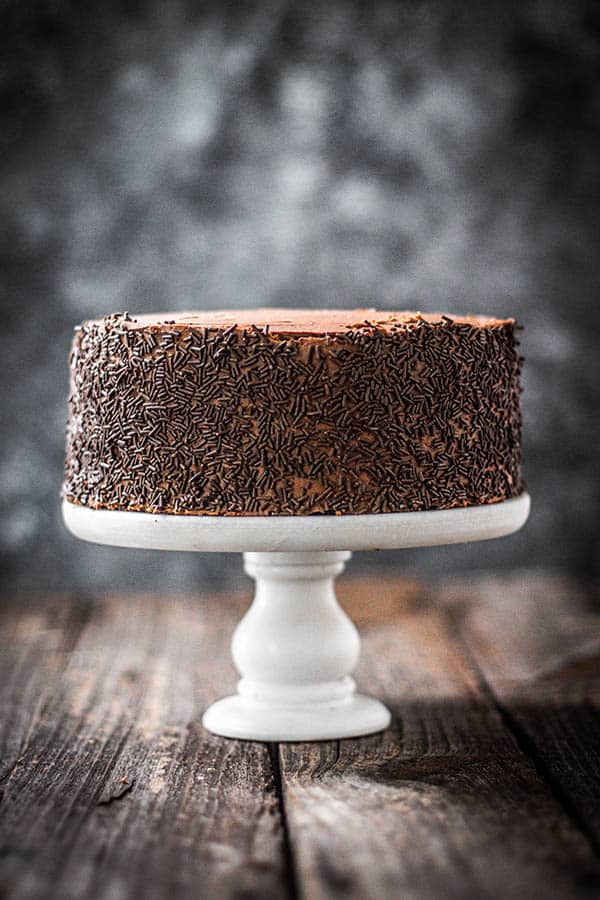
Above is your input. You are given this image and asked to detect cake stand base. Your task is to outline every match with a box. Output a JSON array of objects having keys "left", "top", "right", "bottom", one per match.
[
  {"left": 203, "top": 693, "right": 390, "bottom": 742},
  {"left": 62, "top": 494, "right": 530, "bottom": 742}
]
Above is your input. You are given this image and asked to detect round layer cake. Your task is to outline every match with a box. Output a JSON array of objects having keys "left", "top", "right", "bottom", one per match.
[{"left": 63, "top": 309, "right": 523, "bottom": 516}]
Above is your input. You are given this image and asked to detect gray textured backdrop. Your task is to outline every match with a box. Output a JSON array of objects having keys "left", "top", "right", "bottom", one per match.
[{"left": 1, "top": 1, "right": 599, "bottom": 594}]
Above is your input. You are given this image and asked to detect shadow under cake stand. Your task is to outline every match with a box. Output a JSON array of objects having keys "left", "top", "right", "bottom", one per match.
[{"left": 63, "top": 494, "right": 530, "bottom": 742}]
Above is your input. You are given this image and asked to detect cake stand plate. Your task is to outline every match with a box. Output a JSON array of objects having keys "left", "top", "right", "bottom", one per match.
[{"left": 63, "top": 494, "right": 530, "bottom": 741}]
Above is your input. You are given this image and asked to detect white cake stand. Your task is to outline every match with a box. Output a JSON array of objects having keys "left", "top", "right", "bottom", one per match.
[{"left": 62, "top": 493, "right": 530, "bottom": 742}]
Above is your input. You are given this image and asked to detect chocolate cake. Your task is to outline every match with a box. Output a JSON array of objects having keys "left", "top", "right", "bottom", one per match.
[{"left": 63, "top": 309, "right": 523, "bottom": 516}]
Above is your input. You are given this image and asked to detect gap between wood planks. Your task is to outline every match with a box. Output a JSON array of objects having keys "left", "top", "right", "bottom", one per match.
[
  {"left": 441, "top": 575, "right": 600, "bottom": 862},
  {"left": 445, "top": 606, "right": 600, "bottom": 860},
  {"left": 268, "top": 743, "right": 301, "bottom": 900}
]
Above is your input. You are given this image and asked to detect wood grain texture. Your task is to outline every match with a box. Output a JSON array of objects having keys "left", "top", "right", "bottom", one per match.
[
  {"left": 2, "top": 574, "right": 600, "bottom": 900},
  {"left": 279, "top": 599, "right": 600, "bottom": 900},
  {"left": 443, "top": 572, "right": 600, "bottom": 852},
  {"left": 0, "top": 596, "right": 92, "bottom": 786},
  {"left": 0, "top": 592, "right": 286, "bottom": 900}
]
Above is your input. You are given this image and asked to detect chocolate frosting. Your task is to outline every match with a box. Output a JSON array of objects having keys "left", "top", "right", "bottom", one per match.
[
  {"left": 106, "top": 308, "right": 513, "bottom": 335},
  {"left": 63, "top": 309, "right": 523, "bottom": 516}
]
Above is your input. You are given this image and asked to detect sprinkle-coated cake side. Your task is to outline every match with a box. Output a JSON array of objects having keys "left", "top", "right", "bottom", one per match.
[{"left": 63, "top": 309, "right": 523, "bottom": 516}]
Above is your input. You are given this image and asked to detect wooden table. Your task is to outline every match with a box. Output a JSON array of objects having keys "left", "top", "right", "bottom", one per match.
[{"left": 1, "top": 571, "right": 599, "bottom": 899}]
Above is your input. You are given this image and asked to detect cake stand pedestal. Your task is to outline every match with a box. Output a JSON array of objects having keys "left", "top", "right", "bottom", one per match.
[{"left": 63, "top": 493, "right": 530, "bottom": 742}]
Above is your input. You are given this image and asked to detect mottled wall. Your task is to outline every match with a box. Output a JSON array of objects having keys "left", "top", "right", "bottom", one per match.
[{"left": 1, "top": 1, "right": 598, "bottom": 594}]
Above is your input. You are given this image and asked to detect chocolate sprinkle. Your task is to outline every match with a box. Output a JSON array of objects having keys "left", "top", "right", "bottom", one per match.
[{"left": 62, "top": 310, "right": 523, "bottom": 516}]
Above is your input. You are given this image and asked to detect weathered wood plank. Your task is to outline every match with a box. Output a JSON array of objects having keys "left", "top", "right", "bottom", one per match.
[
  {"left": 0, "top": 592, "right": 287, "bottom": 900},
  {"left": 445, "top": 572, "right": 600, "bottom": 851},
  {"left": 279, "top": 594, "right": 600, "bottom": 900},
  {"left": 0, "top": 596, "right": 92, "bottom": 785}
]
